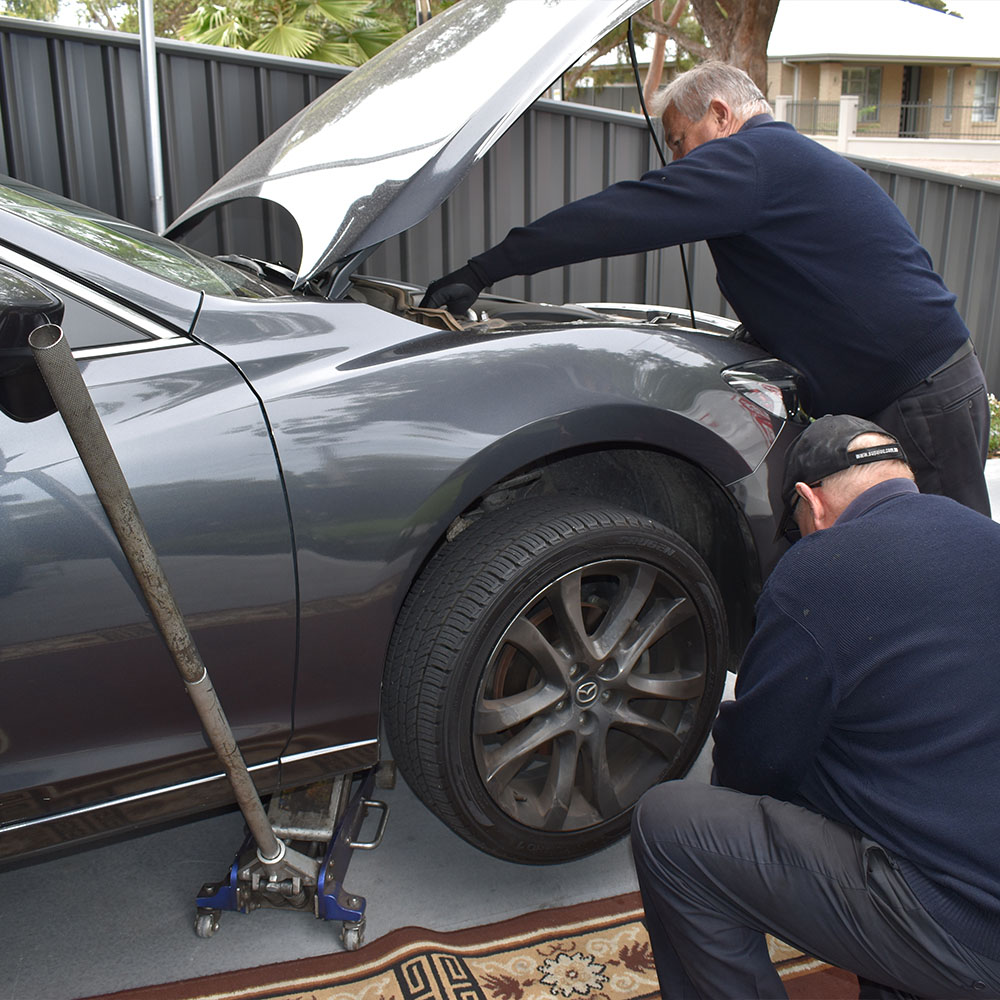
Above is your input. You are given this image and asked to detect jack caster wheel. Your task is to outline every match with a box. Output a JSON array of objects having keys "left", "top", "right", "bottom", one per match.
[
  {"left": 195, "top": 909, "right": 221, "bottom": 938},
  {"left": 341, "top": 916, "right": 365, "bottom": 951}
]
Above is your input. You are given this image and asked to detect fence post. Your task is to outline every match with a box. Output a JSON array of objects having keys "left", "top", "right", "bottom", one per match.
[
  {"left": 139, "top": 0, "right": 166, "bottom": 233},
  {"left": 838, "top": 94, "right": 859, "bottom": 152},
  {"left": 774, "top": 95, "right": 791, "bottom": 123}
]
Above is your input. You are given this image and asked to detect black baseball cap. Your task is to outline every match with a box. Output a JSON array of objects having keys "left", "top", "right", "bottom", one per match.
[{"left": 778, "top": 414, "right": 908, "bottom": 539}]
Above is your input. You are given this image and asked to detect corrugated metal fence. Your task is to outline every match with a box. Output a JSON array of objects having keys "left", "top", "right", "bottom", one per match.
[{"left": 2, "top": 16, "right": 999, "bottom": 392}]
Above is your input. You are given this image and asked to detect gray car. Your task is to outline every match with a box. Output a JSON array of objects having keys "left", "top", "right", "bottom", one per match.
[{"left": 0, "top": 0, "right": 804, "bottom": 868}]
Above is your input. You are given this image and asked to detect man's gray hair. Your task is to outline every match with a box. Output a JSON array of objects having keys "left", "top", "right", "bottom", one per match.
[{"left": 650, "top": 61, "right": 773, "bottom": 121}]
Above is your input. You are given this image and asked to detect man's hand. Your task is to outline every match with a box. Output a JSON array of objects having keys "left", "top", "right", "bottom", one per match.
[{"left": 420, "top": 262, "right": 488, "bottom": 315}]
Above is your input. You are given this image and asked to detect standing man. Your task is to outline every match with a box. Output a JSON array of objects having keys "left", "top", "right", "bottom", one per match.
[
  {"left": 422, "top": 62, "right": 990, "bottom": 515},
  {"left": 630, "top": 414, "right": 1000, "bottom": 999}
]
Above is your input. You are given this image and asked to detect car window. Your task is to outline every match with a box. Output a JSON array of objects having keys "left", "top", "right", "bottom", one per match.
[
  {"left": 0, "top": 248, "right": 185, "bottom": 352},
  {"left": 58, "top": 294, "right": 155, "bottom": 350},
  {"left": 0, "top": 179, "right": 283, "bottom": 300}
]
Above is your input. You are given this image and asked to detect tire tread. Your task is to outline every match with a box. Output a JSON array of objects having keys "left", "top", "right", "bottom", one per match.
[{"left": 382, "top": 497, "right": 726, "bottom": 861}]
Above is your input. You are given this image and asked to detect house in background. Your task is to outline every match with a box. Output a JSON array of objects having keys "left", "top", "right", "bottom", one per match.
[{"left": 766, "top": 0, "right": 1000, "bottom": 140}]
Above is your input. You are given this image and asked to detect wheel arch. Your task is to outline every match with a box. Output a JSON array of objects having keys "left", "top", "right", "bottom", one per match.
[
  {"left": 392, "top": 407, "right": 762, "bottom": 670},
  {"left": 532, "top": 447, "right": 760, "bottom": 668}
]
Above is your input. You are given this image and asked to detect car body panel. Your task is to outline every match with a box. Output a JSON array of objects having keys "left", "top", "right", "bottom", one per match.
[
  {"left": 189, "top": 293, "right": 786, "bottom": 750},
  {"left": 168, "top": 0, "right": 649, "bottom": 286},
  {"left": 0, "top": 335, "right": 298, "bottom": 830}
]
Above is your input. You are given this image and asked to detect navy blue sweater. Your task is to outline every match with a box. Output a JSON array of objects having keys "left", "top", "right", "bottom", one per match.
[
  {"left": 712, "top": 479, "right": 1000, "bottom": 959},
  {"left": 472, "top": 116, "right": 969, "bottom": 416}
]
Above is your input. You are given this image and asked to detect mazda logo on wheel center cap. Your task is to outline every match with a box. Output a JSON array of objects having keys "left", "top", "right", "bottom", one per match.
[{"left": 575, "top": 680, "right": 599, "bottom": 706}]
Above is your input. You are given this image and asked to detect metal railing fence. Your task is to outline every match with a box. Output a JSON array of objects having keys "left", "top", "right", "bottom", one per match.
[
  {"left": 1, "top": 16, "right": 998, "bottom": 393},
  {"left": 785, "top": 100, "right": 1000, "bottom": 140},
  {"left": 785, "top": 101, "right": 841, "bottom": 136}
]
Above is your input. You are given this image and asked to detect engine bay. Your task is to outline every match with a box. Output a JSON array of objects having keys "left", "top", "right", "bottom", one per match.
[{"left": 343, "top": 274, "right": 743, "bottom": 339}]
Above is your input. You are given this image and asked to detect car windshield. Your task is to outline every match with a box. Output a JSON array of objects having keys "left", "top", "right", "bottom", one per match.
[{"left": 0, "top": 178, "right": 284, "bottom": 299}]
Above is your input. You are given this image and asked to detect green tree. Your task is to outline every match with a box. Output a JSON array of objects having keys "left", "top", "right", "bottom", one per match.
[
  {"left": 637, "top": 0, "right": 780, "bottom": 93},
  {"left": 563, "top": 0, "right": 705, "bottom": 98},
  {"left": 78, "top": 0, "right": 198, "bottom": 35},
  {"left": 180, "top": 0, "right": 404, "bottom": 63},
  {"left": 563, "top": 0, "right": 783, "bottom": 101},
  {"left": 370, "top": 0, "right": 456, "bottom": 34},
  {"left": 0, "top": 0, "right": 60, "bottom": 21}
]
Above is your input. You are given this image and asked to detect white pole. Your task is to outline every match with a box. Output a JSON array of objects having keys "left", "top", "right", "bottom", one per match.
[
  {"left": 139, "top": 0, "right": 167, "bottom": 233},
  {"left": 838, "top": 94, "right": 859, "bottom": 154}
]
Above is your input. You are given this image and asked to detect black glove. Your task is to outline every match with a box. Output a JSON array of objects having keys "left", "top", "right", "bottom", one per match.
[
  {"left": 420, "top": 261, "right": 489, "bottom": 315},
  {"left": 730, "top": 323, "right": 759, "bottom": 346}
]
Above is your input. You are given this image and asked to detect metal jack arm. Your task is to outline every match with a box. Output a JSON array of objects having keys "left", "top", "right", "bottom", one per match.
[{"left": 28, "top": 324, "right": 294, "bottom": 870}]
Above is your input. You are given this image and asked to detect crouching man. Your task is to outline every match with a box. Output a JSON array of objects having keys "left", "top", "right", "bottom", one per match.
[{"left": 631, "top": 414, "right": 1000, "bottom": 999}]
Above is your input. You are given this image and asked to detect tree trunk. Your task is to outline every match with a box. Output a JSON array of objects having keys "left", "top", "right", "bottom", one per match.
[
  {"left": 642, "top": 1, "right": 668, "bottom": 104},
  {"left": 686, "top": 0, "right": 780, "bottom": 93},
  {"left": 642, "top": 0, "right": 690, "bottom": 105}
]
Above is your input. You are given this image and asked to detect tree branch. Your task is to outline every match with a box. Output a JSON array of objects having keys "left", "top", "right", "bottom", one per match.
[
  {"left": 688, "top": 0, "right": 732, "bottom": 47},
  {"left": 634, "top": 12, "right": 711, "bottom": 62},
  {"left": 642, "top": 0, "right": 690, "bottom": 101},
  {"left": 642, "top": 1, "right": 667, "bottom": 102},
  {"left": 563, "top": 33, "right": 626, "bottom": 92}
]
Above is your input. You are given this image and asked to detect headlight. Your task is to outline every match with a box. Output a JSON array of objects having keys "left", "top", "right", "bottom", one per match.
[{"left": 722, "top": 361, "right": 808, "bottom": 423}]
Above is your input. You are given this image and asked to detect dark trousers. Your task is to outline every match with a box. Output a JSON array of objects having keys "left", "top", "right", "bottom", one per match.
[
  {"left": 868, "top": 348, "right": 991, "bottom": 517},
  {"left": 630, "top": 781, "right": 1000, "bottom": 999}
]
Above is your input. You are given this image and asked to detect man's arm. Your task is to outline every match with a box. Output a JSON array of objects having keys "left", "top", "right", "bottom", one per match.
[
  {"left": 422, "top": 138, "right": 758, "bottom": 312},
  {"left": 711, "top": 584, "right": 836, "bottom": 800}
]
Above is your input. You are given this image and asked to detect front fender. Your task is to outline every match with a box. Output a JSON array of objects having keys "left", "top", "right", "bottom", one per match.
[{"left": 192, "top": 297, "right": 780, "bottom": 753}]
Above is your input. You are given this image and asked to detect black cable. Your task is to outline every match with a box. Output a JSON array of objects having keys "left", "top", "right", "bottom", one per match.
[
  {"left": 628, "top": 22, "right": 666, "bottom": 166},
  {"left": 626, "top": 18, "right": 697, "bottom": 330}
]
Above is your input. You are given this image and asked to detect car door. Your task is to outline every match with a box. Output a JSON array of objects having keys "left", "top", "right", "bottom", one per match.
[{"left": 0, "top": 260, "right": 297, "bottom": 857}]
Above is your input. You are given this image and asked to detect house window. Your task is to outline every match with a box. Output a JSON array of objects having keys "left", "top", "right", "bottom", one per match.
[
  {"left": 944, "top": 67, "right": 954, "bottom": 122},
  {"left": 972, "top": 68, "right": 998, "bottom": 123},
  {"left": 842, "top": 66, "right": 882, "bottom": 122}
]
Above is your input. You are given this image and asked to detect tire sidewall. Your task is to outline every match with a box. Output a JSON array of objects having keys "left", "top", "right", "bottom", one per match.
[{"left": 432, "top": 503, "right": 727, "bottom": 862}]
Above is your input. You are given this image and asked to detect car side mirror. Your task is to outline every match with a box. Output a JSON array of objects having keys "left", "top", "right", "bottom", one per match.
[{"left": 0, "top": 265, "right": 65, "bottom": 422}]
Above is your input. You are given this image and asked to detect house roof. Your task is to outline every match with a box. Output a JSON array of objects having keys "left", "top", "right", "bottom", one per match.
[{"left": 767, "top": 0, "right": 1000, "bottom": 64}]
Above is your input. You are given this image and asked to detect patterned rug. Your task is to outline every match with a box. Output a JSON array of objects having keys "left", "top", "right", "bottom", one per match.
[{"left": 90, "top": 892, "right": 858, "bottom": 1000}]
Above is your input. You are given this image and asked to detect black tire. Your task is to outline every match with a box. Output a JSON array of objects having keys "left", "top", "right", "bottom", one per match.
[{"left": 382, "top": 497, "right": 727, "bottom": 863}]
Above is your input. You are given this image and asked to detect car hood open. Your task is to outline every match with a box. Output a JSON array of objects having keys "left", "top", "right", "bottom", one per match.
[{"left": 166, "top": 0, "right": 648, "bottom": 289}]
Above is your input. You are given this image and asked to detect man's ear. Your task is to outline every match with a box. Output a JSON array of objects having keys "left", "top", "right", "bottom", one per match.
[
  {"left": 797, "top": 482, "right": 837, "bottom": 533},
  {"left": 709, "top": 98, "right": 734, "bottom": 129}
]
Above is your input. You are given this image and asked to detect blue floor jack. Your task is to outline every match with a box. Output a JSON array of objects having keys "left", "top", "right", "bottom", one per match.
[
  {"left": 194, "top": 768, "right": 389, "bottom": 949},
  {"left": 29, "top": 321, "right": 389, "bottom": 952}
]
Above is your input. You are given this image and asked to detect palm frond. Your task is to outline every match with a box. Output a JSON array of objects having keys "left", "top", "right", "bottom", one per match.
[
  {"left": 309, "top": 37, "right": 364, "bottom": 64},
  {"left": 297, "top": 0, "right": 371, "bottom": 28},
  {"left": 341, "top": 22, "right": 402, "bottom": 57},
  {"left": 249, "top": 19, "right": 322, "bottom": 57},
  {"left": 180, "top": 0, "right": 399, "bottom": 61},
  {"left": 182, "top": 3, "right": 254, "bottom": 47}
]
